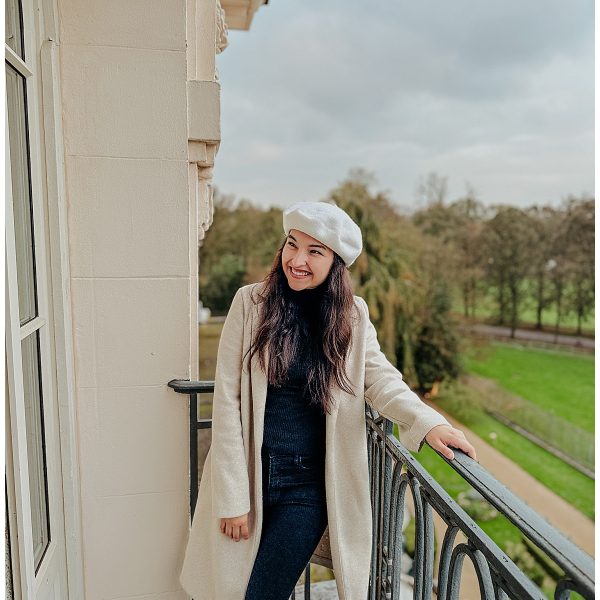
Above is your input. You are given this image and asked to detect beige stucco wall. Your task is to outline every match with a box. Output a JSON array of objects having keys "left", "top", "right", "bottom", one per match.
[{"left": 59, "top": 2, "right": 194, "bottom": 597}]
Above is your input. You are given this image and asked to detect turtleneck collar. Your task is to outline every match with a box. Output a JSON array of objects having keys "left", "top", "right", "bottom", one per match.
[{"left": 283, "top": 280, "right": 326, "bottom": 307}]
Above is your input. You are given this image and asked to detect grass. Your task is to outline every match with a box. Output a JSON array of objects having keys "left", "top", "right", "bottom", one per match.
[
  {"left": 463, "top": 341, "right": 595, "bottom": 432},
  {"left": 198, "top": 321, "right": 222, "bottom": 418}
]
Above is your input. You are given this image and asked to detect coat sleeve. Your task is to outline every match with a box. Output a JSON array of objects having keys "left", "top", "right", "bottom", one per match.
[
  {"left": 210, "top": 287, "right": 251, "bottom": 519},
  {"left": 359, "top": 296, "right": 450, "bottom": 452}
]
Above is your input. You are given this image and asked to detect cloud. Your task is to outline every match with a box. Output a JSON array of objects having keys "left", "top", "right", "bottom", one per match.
[{"left": 215, "top": 0, "right": 594, "bottom": 209}]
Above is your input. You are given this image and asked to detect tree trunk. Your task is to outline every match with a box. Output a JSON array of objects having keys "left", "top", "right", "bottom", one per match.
[
  {"left": 498, "top": 277, "right": 507, "bottom": 325},
  {"left": 469, "top": 278, "right": 478, "bottom": 317},
  {"left": 554, "top": 290, "right": 562, "bottom": 343},
  {"left": 535, "top": 273, "right": 544, "bottom": 330},
  {"left": 509, "top": 282, "right": 518, "bottom": 338}
]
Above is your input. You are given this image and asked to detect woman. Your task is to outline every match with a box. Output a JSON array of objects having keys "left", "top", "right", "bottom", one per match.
[{"left": 179, "top": 201, "right": 477, "bottom": 600}]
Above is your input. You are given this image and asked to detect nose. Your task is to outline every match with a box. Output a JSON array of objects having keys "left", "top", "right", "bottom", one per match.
[
  {"left": 290, "top": 250, "right": 306, "bottom": 265},
  {"left": 289, "top": 249, "right": 310, "bottom": 267}
]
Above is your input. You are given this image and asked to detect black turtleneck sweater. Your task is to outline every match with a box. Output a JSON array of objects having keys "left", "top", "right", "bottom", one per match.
[{"left": 261, "top": 283, "right": 327, "bottom": 466}]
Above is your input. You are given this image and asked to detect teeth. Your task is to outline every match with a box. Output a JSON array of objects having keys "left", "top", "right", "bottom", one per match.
[{"left": 291, "top": 267, "right": 310, "bottom": 276}]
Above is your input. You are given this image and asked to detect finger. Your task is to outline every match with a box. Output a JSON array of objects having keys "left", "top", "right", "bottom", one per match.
[
  {"left": 233, "top": 525, "right": 240, "bottom": 542},
  {"left": 241, "top": 523, "right": 249, "bottom": 539},
  {"left": 448, "top": 438, "right": 477, "bottom": 460},
  {"left": 443, "top": 444, "right": 455, "bottom": 460},
  {"left": 226, "top": 523, "right": 232, "bottom": 538},
  {"left": 433, "top": 440, "right": 454, "bottom": 460}
]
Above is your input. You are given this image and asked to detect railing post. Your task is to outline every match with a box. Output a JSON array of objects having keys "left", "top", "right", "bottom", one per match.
[{"left": 189, "top": 392, "right": 198, "bottom": 520}]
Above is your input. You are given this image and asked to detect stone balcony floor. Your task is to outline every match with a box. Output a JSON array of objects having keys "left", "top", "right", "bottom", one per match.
[{"left": 293, "top": 577, "right": 412, "bottom": 599}]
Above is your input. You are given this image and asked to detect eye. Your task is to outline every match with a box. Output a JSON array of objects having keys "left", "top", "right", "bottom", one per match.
[
  {"left": 287, "top": 241, "right": 296, "bottom": 248},
  {"left": 311, "top": 250, "right": 323, "bottom": 255}
]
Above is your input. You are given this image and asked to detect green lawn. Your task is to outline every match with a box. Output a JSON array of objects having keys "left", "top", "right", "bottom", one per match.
[
  {"left": 463, "top": 341, "right": 594, "bottom": 432},
  {"left": 198, "top": 321, "right": 222, "bottom": 418}
]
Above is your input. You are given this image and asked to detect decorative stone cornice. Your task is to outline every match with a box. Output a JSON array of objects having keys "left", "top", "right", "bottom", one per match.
[
  {"left": 220, "top": 0, "right": 267, "bottom": 31},
  {"left": 216, "top": 0, "right": 229, "bottom": 55}
]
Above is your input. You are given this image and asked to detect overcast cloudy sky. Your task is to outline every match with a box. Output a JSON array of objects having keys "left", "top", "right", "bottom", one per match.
[{"left": 214, "top": 1, "right": 594, "bottom": 212}]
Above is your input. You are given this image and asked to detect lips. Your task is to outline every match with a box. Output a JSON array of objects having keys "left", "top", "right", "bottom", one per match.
[{"left": 289, "top": 266, "right": 312, "bottom": 278}]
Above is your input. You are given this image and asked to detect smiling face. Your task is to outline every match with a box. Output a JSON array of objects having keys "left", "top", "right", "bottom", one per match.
[{"left": 282, "top": 229, "right": 335, "bottom": 290}]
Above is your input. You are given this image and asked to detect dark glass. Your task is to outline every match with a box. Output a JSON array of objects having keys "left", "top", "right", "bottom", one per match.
[
  {"left": 5, "top": 0, "right": 24, "bottom": 59},
  {"left": 6, "top": 63, "right": 39, "bottom": 326},
  {"left": 21, "top": 332, "right": 51, "bottom": 572}
]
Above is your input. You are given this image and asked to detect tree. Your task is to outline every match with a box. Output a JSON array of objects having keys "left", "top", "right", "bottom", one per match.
[
  {"left": 327, "top": 171, "right": 462, "bottom": 387},
  {"left": 413, "top": 276, "right": 461, "bottom": 391},
  {"left": 416, "top": 171, "right": 449, "bottom": 208},
  {"left": 199, "top": 191, "right": 283, "bottom": 304},
  {"left": 482, "top": 206, "right": 533, "bottom": 336},
  {"left": 200, "top": 253, "right": 245, "bottom": 313},
  {"left": 562, "top": 196, "right": 595, "bottom": 335},
  {"left": 446, "top": 187, "right": 488, "bottom": 318},
  {"left": 525, "top": 205, "right": 559, "bottom": 330}
]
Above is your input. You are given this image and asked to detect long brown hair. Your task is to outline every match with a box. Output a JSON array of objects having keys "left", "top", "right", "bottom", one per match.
[{"left": 246, "top": 238, "right": 359, "bottom": 414}]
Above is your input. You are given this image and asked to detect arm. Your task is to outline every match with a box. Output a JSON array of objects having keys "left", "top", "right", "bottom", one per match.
[
  {"left": 359, "top": 296, "right": 451, "bottom": 452},
  {"left": 210, "top": 287, "right": 251, "bottom": 518}
]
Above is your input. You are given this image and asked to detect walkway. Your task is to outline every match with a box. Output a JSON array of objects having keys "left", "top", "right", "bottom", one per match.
[{"left": 462, "top": 323, "right": 594, "bottom": 352}]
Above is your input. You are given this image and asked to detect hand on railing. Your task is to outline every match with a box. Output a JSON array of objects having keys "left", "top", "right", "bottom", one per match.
[
  {"left": 219, "top": 513, "right": 250, "bottom": 542},
  {"left": 425, "top": 424, "right": 477, "bottom": 461}
]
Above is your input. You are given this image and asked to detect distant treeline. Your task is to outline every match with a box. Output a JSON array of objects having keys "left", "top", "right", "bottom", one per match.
[
  {"left": 411, "top": 172, "right": 594, "bottom": 337},
  {"left": 199, "top": 170, "right": 594, "bottom": 391}
]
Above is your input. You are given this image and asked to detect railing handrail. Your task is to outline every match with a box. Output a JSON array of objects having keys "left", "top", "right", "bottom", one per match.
[
  {"left": 440, "top": 449, "right": 594, "bottom": 590},
  {"left": 168, "top": 379, "right": 215, "bottom": 394}
]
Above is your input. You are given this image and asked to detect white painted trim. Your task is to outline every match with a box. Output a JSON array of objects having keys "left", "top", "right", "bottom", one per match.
[
  {"left": 5, "top": 283, "right": 24, "bottom": 600},
  {"left": 19, "top": 0, "right": 71, "bottom": 594},
  {"left": 5, "top": 45, "right": 33, "bottom": 77},
  {"left": 39, "top": 38, "right": 86, "bottom": 600},
  {"left": 5, "top": 106, "right": 37, "bottom": 598},
  {"left": 5, "top": 0, "right": 84, "bottom": 595},
  {"left": 189, "top": 163, "right": 199, "bottom": 381},
  {"left": 18, "top": 316, "right": 48, "bottom": 341}
]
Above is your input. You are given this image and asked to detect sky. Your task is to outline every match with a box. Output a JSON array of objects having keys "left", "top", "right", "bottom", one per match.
[{"left": 214, "top": 0, "right": 594, "bottom": 213}]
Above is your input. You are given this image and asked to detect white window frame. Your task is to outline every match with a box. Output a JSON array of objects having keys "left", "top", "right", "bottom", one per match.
[{"left": 5, "top": 0, "right": 85, "bottom": 597}]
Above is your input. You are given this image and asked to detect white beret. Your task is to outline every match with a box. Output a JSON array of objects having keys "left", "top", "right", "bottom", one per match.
[{"left": 282, "top": 201, "right": 363, "bottom": 267}]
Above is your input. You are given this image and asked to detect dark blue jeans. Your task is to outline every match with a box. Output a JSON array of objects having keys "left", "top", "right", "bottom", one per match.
[{"left": 244, "top": 451, "right": 328, "bottom": 600}]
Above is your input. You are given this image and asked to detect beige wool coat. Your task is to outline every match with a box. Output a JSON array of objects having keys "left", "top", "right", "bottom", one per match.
[{"left": 179, "top": 281, "right": 450, "bottom": 600}]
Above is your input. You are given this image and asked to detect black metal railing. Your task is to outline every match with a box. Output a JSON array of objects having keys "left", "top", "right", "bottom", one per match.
[
  {"left": 169, "top": 379, "right": 595, "bottom": 600},
  {"left": 365, "top": 406, "right": 594, "bottom": 600}
]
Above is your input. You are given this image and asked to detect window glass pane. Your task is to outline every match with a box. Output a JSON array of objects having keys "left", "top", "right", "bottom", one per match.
[
  {"left": 6, "top": 63, "right": 38, "bottom": 326},
  {"left": 21, "top": 332, "right": 50, "bottom": 572},
  {"left": 5, "top": 0, "right": 24, "bottom": 59}
]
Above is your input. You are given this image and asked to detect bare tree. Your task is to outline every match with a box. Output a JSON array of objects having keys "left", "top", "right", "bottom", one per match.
[{"left": 415, "top": 171, "right": 449, "bottom": 208}]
